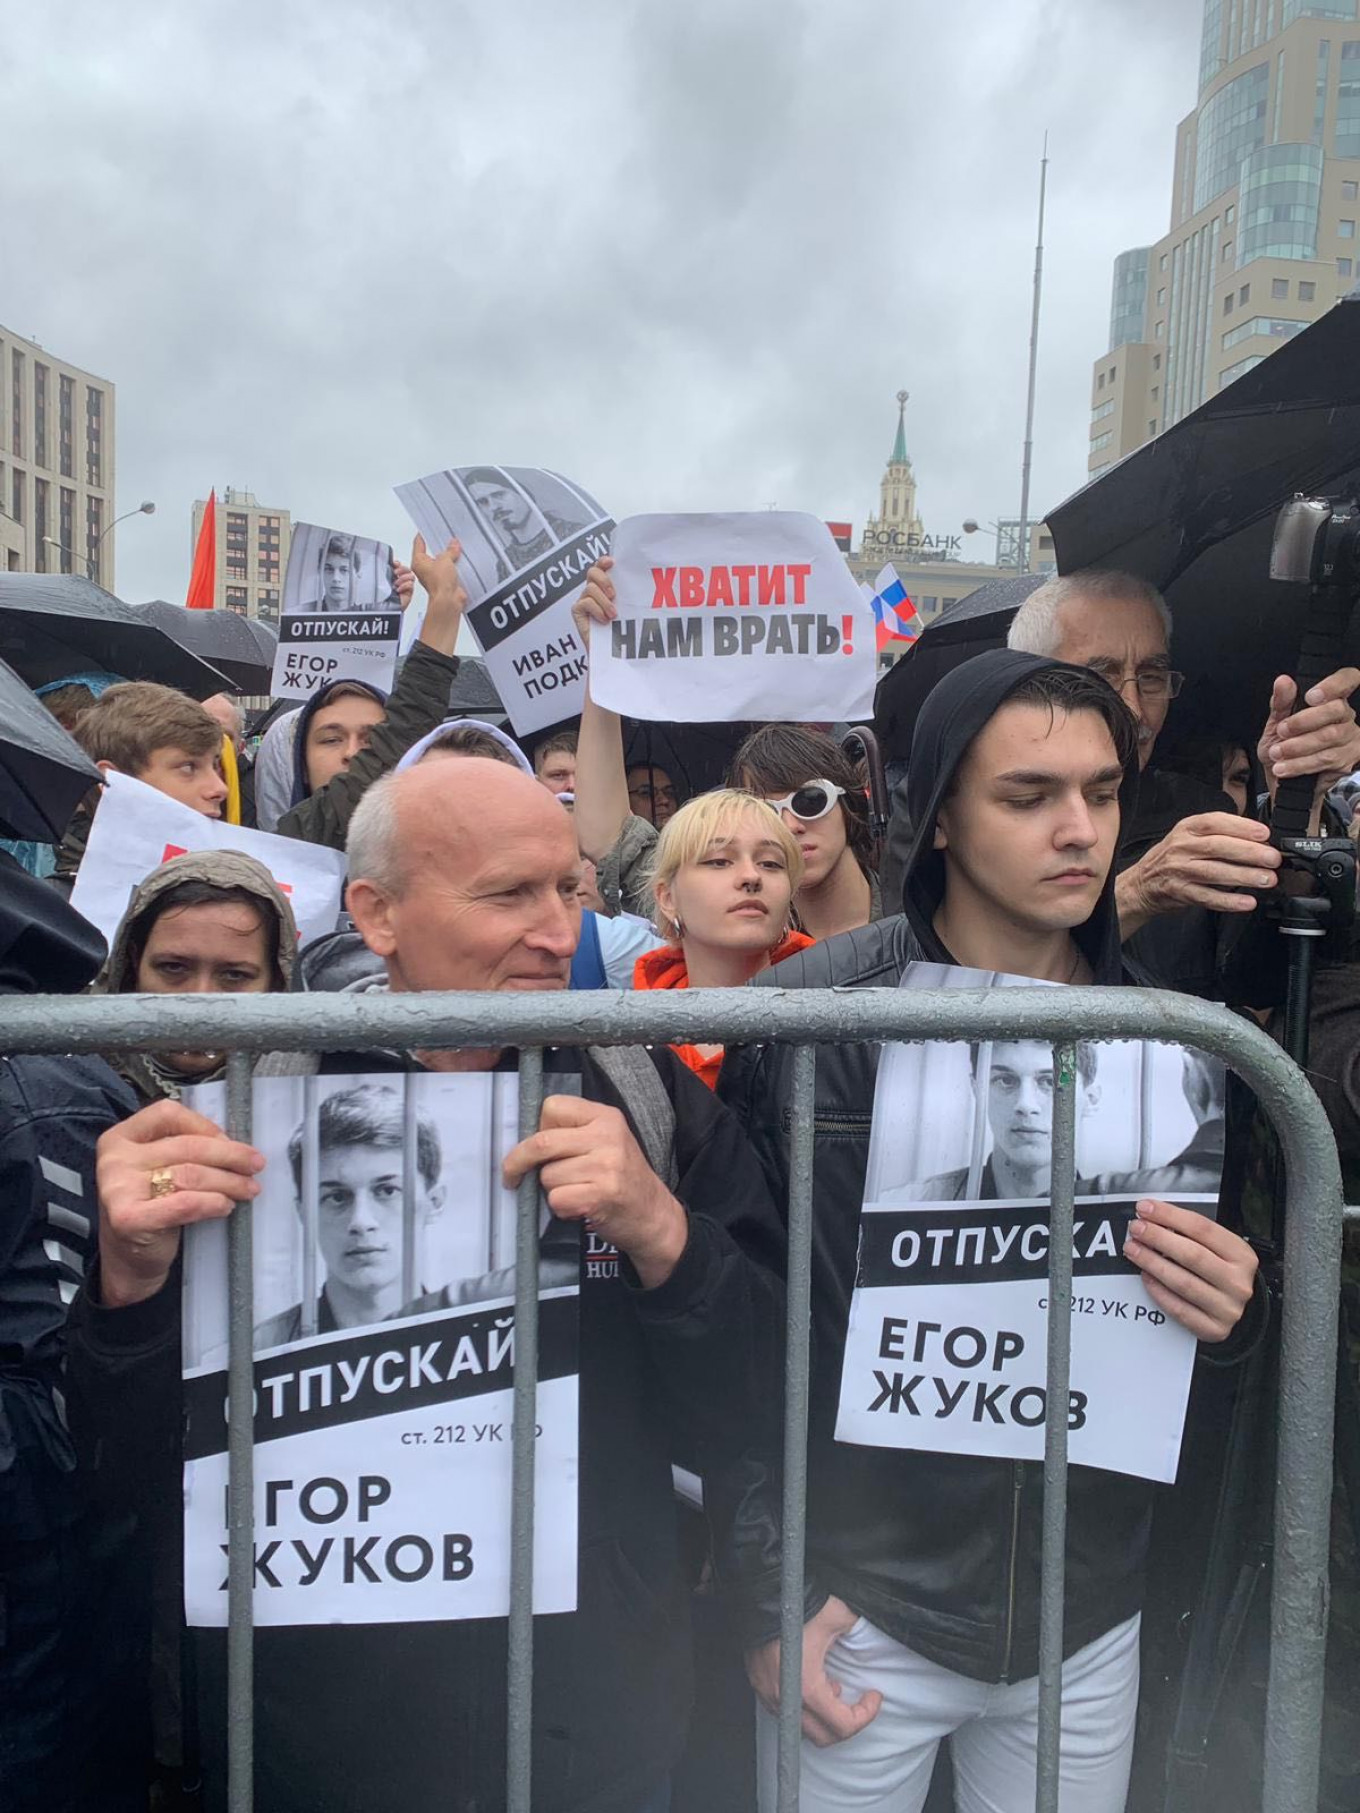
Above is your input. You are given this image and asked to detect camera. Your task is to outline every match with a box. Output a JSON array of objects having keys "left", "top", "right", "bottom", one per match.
[{"left": 1269, "top": 493, "right": 1360, "bottom": 589}]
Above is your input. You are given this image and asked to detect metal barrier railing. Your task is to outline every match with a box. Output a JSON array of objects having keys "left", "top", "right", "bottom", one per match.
[{"left": 4, "top": 984, "right": 1343, "bottom": 1813}]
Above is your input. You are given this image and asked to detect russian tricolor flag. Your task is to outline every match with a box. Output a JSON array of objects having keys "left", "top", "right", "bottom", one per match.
[{"left": 869, "top": 564, "right": 919, "bottom": 651}]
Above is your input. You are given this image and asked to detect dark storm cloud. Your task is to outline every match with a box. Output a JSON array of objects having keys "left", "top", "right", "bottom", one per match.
[{"left": 0, "top": 0, "right": 1200, "bottom": 604}]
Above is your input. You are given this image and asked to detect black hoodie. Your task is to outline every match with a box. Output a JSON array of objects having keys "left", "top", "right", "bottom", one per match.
[
  {"left": 0, "top": 856, "right": 138, "bottom": 1812},
  {"left": 715, "top": 652, "right": 1165, "bottom": 1682},
  {"left": 896, "top": 648, "right": 1136, "bottom": 982}
]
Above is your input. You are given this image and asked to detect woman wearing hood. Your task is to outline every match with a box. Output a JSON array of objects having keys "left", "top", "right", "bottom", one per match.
[
  {"left": 261, "top": 536, "right": 468, "bottom": 851},
  {"left": 97, "top": 850, "right": 299, "bottom": 1103}
]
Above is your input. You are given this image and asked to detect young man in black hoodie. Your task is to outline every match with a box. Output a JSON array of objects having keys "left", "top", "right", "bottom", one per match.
[
  {"left": 718, "top": 651, "right": 1260, "bottom": 1813},
  {"left": 0, "top": 857, "right": 138, "bottom": 1811}
]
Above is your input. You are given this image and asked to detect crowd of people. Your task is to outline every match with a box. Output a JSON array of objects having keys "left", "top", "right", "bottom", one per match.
[{"left": 2, "top": 532, "right": 1359, "bottom": 1813}]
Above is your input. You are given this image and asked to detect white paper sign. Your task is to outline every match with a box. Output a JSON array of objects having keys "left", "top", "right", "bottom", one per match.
[
  {"left": 835, "top": 965, "right": 1224, "bottom": 1484},
  {"left": 589, "top": 512, "right": 876, "bottom": 724},
  {"left": 395, "top": 465, "right": 613, "bottom": 736},
  {"left": 180, "top": 1072, "right": 578, "bottom": 1627},
  {"left": 70, "top": 771, "right": 347, "bottom": 950},
  {"left": 270, "top": 522, "right": 403, "bottom": 701}
]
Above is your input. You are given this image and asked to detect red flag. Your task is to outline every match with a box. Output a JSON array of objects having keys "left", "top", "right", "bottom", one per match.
[{"left": 186, "top": 490, "right": 217, "bottom": 610}]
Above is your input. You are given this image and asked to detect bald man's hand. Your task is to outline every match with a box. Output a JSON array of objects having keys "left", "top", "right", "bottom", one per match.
[
  {"left": 503, "top": 1094, "right": 688, "bottom": 1288},
  {"left": 96, "top": 1100, "right": 265, "bottom": 1309},
  {"left": 1259, "top": 667, "right": 1360, "bottom": 827},
  {"left": 1115, "top": 811, "right": 1281, "bottom": 939}
]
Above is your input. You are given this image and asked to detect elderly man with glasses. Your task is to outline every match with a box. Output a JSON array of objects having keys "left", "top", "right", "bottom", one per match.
[{"left": 1000, "top": 568, "right": 1360, "bottom": 997}]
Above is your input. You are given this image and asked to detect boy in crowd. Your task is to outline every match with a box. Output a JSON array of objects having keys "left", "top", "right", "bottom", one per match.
[
  {"left": 719, "top": 650, "right": 1261, "bottom": 1813},
  {"left": 534, "top": 730, "right": 578, "bottom": 796},
  {"left": 52, "top": 683, "right": 229, "bottom": 891}
]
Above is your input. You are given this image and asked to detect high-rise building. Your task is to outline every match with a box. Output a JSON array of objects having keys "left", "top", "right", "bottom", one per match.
[
  {"left": 0, "top": 324, "right": 116, "bottom": 584},
  {"left": 190, "top": 488, "right": 291, "bottom": 623},
  {"left": 845, "top": 394, "right": 1057, "bottom": 669},
  {"left": 1088, "top": 2, "right": 1360, "bottom": 478}
]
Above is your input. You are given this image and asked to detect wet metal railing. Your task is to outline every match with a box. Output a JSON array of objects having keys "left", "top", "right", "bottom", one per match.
[{"left": 3, "top": 984, "right": 1342, "bottom": 1813}]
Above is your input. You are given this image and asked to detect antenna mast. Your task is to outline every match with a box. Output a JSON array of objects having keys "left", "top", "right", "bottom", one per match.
[{"left": 1017, "top": 134, "right": 1049, "bottom": 576}]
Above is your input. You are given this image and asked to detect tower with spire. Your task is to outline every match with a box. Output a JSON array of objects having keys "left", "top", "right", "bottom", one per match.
[{"left": 861, "top": 389, "right": 925, "bottom": 554}]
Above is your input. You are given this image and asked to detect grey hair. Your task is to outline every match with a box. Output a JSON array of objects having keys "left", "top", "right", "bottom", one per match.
[
  {"left": 1007, "top": 570, "right": 1173, "bottom": 657},
  {"left": 345, "top": 770, "right": 406, "bottom": 895}
]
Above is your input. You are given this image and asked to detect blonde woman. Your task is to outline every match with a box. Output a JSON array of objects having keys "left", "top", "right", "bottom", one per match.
[{"left": 633, "top": 788, "right": 814, "bottom": 1087}]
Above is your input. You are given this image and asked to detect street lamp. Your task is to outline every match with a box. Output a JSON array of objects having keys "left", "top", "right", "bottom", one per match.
[
  {"left": 962, "top": 518, "right": 1028, "bottom": 573},
  {"left": 43, "top": 500, "right": 155, "bottom": 583}
]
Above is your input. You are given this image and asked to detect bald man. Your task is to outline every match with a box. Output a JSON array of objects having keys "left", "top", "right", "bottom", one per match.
[
  {"left": 73, "top": 756, "right": 786, "bottom": 1813},
  {"left": 200, "top": 693, "right": 245, "bottom": 752}
]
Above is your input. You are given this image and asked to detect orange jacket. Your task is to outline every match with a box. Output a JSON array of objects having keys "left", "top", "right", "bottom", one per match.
[{"left": 631, "top": 929, "right": 816, "bottom": 1089}]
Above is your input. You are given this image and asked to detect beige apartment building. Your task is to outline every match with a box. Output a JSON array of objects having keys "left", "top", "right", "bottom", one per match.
[
  {"left": 190, "top": 488, "right": 291, "bottom": 624},
  {"left": 0, "top": 324, "right": 116, "bottom": 584},
  {"left": 847, "top": 395, "right": 1057, "bottom": 670},
  {"left": 1089, "top": 1, "right": 1360, "bottom": 477}
]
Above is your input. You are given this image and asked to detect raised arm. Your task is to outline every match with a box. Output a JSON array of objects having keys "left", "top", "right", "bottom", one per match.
[{"left": 571, "top": 559, "right": 633, "bottom": 864}]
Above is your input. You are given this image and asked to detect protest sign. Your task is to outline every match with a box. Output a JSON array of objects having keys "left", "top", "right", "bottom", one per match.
[
  {"left": 180, "top": 1070, "right": 578, "bottom": 1627},
  {"left": 70, "top": 771, "right": 346, "bottom": 949},
  {"left": 270, "top": 522, "right": 404, "bottom": 701},
  {"left": 589, "top": 513, "right": 877, "bottom": 725},
  {"left": 835, "top": 964, "right": 1223, "bottom": 1484},
  {"left": 395, "top": 465, "right": 613, "bottom": 735}
]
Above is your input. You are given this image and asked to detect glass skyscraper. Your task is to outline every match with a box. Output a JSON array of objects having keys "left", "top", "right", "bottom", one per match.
[{"left": 1086, "top": 0, "right": 1360, "bottom": 480}]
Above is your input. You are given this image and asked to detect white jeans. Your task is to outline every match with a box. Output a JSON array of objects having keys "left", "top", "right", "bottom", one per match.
[{"left": 756, "top": 1612, "right": 1140, "bottom": 1813}]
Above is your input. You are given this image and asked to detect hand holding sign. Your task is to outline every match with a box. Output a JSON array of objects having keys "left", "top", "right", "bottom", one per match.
[
  {"left": 393, "top": 557, "right": 416, "bottom": 610},
  {"left": 1123, "top": 1198, "right": 1257, "bottom": 1343},
  {"left": 502, "top": 1094, "right": 688, "bottom": 1290},
  {"left": 96, "top": 1098, "right": 264, "bottom": 1309},
  {"left": 571, "top": 556, "right": 616, "bottom": 650}
]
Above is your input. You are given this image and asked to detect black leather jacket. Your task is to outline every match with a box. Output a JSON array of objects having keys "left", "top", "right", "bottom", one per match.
[{"left": 717, "top": 917, "right": 1155, "bottom": 1684}]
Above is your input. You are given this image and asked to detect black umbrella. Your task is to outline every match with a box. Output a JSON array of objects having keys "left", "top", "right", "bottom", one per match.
[
  {"left": 620, "top": 720, "right": 753, "bottom": 802},
  {"left": 0, "top": 653, "right": 102, "bottom": 840},
  {"left": 137, "top": 600, "right": 278, "bottom": 694},
  {"left": 445, "top": 658, "right": 509, "bottom": 725},
  {"left": 874, "top": 574, "right": 1045, "bottom": 766},
  {"left": 0, "top": 574, "right": 231, "bottom": 698},
  {"left": 1047, "top": 290, "right": 1360, "bottom": 733}
]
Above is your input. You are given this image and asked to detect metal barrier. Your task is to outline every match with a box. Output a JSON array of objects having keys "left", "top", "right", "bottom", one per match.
[{"left": 4, "top": 984, "right": 1343, "bottom": 1813}]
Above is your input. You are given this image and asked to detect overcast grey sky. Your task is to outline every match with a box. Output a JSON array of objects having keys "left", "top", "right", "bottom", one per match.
[{"left": 0, "top": 0, "right": 1201, "bottom": 604}]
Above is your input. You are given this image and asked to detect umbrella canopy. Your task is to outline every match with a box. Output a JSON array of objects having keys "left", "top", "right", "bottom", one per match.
[
  {"left": 137, "top": 600, "right": 278, "bottom": 694},
  {"left": 620, "top": 720, "right": 753, "bottom": 802},
  {"left": 0, "top": 574, "right": 231, "bottom": 698},
  {"left": 446, "top": 657, "right": 509, "bottom": 724},
  {"left": 1047, "top": 292, "right": 1360, "bottom": 733},
  {"left": 874, "top": 574, "right": 1045, "bottom": 765},
  {"left": 0, "top": 652, "right": 103, "bottom": 840}
]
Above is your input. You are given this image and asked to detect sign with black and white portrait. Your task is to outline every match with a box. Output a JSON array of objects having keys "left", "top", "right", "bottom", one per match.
[
  {"left": 835, "top": 964, "right": 1224, "bottom": 1483},
  {"left": 395, "top": 465, "right": 613, "bottom": 735},
  {"left": 270, "top": 522, "right": 404, "bottom": 701},
  {"left": 180, "top": 1071, "right": 579, "bottom": 1627}
]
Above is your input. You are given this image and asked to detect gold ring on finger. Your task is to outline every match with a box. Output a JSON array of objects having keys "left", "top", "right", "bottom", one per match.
[{"left": 149, "top": 1166, "right": 176, "bottom": 1199}]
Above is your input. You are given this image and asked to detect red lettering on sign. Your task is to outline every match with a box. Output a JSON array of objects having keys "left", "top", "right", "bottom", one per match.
[
  {"left": 758, "top": 565, "right": 785, "bottom": 607},
  {"left": 650, "top": 567, "right": 678, "bottom": 609},
  {"left": 678, "top": 567, "right": 705, "bottom": 608}
]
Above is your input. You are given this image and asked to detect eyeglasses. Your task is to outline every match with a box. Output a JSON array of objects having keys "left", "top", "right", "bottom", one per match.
[
  {"left": 762, "top": 779, "right": 847, "bottom": 822},
  {"left": 1088, "top": 663, "right": 1185, "bottom": 702}
]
